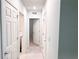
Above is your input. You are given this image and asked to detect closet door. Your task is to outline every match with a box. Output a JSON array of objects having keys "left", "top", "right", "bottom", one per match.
[
  {"left": 33, "top": 19, "right": 40, "bottom": 45},
  {"left": 4, "top": 1, "right": 18, "bottom": 59}
]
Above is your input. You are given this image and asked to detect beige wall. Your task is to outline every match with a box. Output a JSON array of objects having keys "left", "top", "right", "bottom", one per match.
[{"left": 19, "top": 13, "right": 24, "bottom": 33}]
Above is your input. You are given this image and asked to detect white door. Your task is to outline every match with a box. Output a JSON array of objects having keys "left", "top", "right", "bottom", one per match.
[
  {"left": 33, "top": 19, "right": 40, "bottom": 45},
  {"left": 4, "top": 1, "right": 18, "bottom": 59},
  {"left": 42, "top": 12, "right": 47, "bottom": 59}
]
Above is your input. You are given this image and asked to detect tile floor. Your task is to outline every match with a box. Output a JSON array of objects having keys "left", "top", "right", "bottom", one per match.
[{"left": 19, "top": 43, "right": 43, "bottom": 59}]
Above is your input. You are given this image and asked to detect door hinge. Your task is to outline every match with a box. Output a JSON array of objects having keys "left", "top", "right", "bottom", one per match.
[
  {"left": 17, "top": 15, "right": 18, "bottom": 19},
  {"left": 17, "top": 37, "right": 18, "bottom": 40}
]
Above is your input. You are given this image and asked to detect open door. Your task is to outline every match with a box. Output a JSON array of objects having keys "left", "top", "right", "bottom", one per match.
[
  {"left": 19, "top": 12, "right": 24, "bottom": 53},
  {"left": 2, "top": 1, "right": 18, "bottom": 59}
]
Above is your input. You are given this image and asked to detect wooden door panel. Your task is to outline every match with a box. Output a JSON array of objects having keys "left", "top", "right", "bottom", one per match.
[
  {"left": 12, "top": 22, "right": 17, "bottom": 42},
  {"left": 6, "top": 48, "right": 12, "bottom": 59},
  {"left": 5, "top": 1, "right": 18, "bottom": 59},
  {"left": 6, "top": 21, "right": 12, "bottom": 46},
  {"left": 12, "top": 22, "right": 18, "bottom": 59},
  {"left": 12, "top": 43, "right": 17, "bottom": 59},
  {"left": 6, "top": 7, "right": 11, "bottom": 17}
]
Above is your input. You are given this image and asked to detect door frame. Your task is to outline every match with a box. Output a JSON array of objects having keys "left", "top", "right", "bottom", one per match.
[
  {"left": 0, "top": 0, "right": 3, "bottom": 59},
  {"left": 18, "top": 12, "right": 24, "bottom": 53},
  {"left": 1, "top": 0, "right": 6, "bottom": 59},
  {"left": 29, "top": 18, "right": 40, "bottom": 45}
]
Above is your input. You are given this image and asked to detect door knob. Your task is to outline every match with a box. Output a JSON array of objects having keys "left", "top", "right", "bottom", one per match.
[
  {"left": 44, "top": 40, "right": 46, "bottom": 41},
  {"left": 4, "top": 52, "right": 8, "bottom": 55}
]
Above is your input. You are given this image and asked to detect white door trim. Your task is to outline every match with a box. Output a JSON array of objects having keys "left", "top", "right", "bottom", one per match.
[
  {"left": 0, "top": 0, "right": 3, "bottom": 59},
  {"left": 1, "top": 0, "right": 6, "bottom": 59}
]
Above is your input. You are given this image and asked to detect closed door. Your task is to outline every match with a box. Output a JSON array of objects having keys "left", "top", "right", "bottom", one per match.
[
  {"left": 4, "top": 1, "right": 18, "bottom": 59},
  {"left": 42, "top": 12, "right": 47, "bottom": 59},
  {"left": 33, "top": 19, "right": 40, "bottom": 45}
]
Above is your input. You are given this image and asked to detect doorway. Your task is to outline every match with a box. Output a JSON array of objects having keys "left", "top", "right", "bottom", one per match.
[
  {"left": 19, "top": 12, "right": 24, "bottom": 53},
  {"left": 29, "top": 18, "right": 40, "bottom": 46}
]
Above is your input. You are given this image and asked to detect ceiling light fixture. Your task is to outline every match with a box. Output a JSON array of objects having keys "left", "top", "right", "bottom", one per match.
[{"left": 33, "top": 6, "right": 36, "bottom": 10}]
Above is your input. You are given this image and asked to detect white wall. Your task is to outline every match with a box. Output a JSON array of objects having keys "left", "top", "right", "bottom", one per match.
[
  {"left": 41, "top": 7, "right": 47, "bottom": 59},
  {"left": 42, "top": 0, "right": 61, "bottom": 59}
]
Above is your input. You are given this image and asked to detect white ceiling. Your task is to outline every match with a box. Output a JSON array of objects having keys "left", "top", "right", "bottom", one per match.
[{"left": 21, "top": 0, "right": 46, "bottom": 11}]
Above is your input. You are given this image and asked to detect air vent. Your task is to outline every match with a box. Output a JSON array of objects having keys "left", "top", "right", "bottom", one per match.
[{"left": 32, "top": 12, "right": 37, "bottom": 14}]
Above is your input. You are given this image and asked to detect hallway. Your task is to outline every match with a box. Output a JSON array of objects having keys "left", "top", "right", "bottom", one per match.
[
  {"left": 0, "top": 0, "right": 78, "bottom": 59},
  {"left": 0, "top": 0, "right": 61, "bottom": 59},
  {"left": 19, "top": 43, "right": 43, "bottom": 59}
]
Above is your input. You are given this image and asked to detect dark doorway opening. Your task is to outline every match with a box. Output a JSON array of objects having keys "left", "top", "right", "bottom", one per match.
[{"left": 29, "top": 18, "right": 39, "bottom": 45}]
